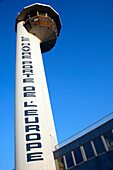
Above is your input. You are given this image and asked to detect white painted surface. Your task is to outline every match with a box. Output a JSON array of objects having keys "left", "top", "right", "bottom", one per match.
[{"left": 15, "top": 21, "right": 57, "bottom": 170}]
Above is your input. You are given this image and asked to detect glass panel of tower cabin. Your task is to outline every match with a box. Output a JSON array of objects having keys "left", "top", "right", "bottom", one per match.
[
  {"left": 104, "top": 130, "right": 113, "bottom": 150},
  {"left": 30, "top": 12, "right": 37, "bottom": 17},
  {"left": 39, "top": 12, "right": 45, "bottom": 16}
]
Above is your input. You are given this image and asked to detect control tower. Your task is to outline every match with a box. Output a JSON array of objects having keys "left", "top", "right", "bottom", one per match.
[{"left": 15, "top": 3, "right": 61, "bottom": 170}]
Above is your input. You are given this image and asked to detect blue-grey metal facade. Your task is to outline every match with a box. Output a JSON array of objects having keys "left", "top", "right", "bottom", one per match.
[{"left": 54, "top": 118, "right": 113, "bottom": 170}]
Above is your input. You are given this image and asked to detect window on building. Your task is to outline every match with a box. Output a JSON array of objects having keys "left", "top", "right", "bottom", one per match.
[
  {"left": 73, "top": 148, "right": 83, "bottom": 164},
  {"left": 57, "top": 157, "right": 65, "bottom": 170},
  {"left": 84, "top": 142, "right": 95, "bottom": 159},
  {"left": 65, "top": 152, "right": 74, "bottom": 168},
  {"left": 103, "top": 130, "right": 113, "bottom": 150},
  {"left": 93, "top": 137, "right": 105, "bottom": 155}
]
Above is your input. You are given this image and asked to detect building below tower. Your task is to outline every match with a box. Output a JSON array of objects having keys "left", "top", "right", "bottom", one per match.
[{"left": 54, "top": 112, "right": 113, "bottom": 170}]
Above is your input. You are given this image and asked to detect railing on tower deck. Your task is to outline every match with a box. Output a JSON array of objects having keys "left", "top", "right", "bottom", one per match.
[
  {"left": 55, "top": 112, "right": 113, "bottom": 150},
  {"left": 25, "top": 15, "right": 58, "bottom": 35}
]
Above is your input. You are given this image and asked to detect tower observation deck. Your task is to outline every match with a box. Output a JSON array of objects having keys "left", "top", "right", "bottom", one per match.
[
  {"left": 16, "top": 3, "right": 61, "bottom": 53},
  {"left": 15, "top": 3, "right": 61, "bottom": 170}
]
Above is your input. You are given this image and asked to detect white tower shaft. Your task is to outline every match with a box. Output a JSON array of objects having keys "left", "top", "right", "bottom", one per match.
[{"left": 15, "top": 21, "right": 57, "bottom": 170}]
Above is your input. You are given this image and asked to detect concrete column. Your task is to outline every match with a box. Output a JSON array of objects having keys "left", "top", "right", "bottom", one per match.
[
  {"left": 91, "top": 141, "right": 97, "bottom": 156},
  {"left": 101, "top": 135, "right": 109, "bottom": 152},
  {"left": 15, "top": 21, "right": 57, "bottom": 170},
  {"left": 80, "top": 146, "right": 87, "bottom": 162}
]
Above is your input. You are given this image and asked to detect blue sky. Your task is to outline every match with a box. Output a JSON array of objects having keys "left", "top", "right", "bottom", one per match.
[{"left": 0, "top": 0, "right": 113, "bottom": 169}]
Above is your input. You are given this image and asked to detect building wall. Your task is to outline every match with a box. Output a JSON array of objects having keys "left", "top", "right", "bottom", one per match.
[
  {"left": 70, "top": 149, "right": 113, "bottom": 170},
  {"left": 54, "top": 119, "right": 113, "bottom": 170}
]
